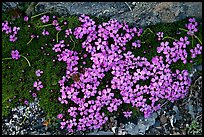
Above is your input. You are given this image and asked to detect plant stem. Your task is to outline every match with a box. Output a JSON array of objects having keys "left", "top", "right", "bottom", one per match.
[
  {"left": 194, "top": 35, "right": 202, "bottom": 45},
  {"left": 37, "top": 23, "right": 53, "bottom": 28},
  {"left": 162, "top": 36, "right": 178, "bottom": 41},
  {"left": 20, "top": 107, "right": 29, "bottom": 125},
  {"left": 2, "top": 56, "right": 31, "bottom": 67},
  {"left": 147, "top": 28, "right": 154, "bottom": 34},
  {"left": 21, "top": 55, "right": 31, "bottom": 67},
  {"left": 21, "top": 115, "right": 27, "bottom": 125},
  {"left": 70, "top": 35, "right": 76, "bottom": 50},
  {"left": 31, "top": 11, "right": 50, "bottom": 19},
  {"left": 56, "top": 30, "right": 61, "bottom": 43},
  {"left": 160, "top": 100, "right": 168, "bottom": 108},
  {"left": 179, "top": 28, "right": 202, "bottom": 45},
  {"left": 125, "top": 2, "right": 133, "bottom": 12},
  {"left": 179, "top": 28, "right": 188, "bottom": 32},
  {"left": 2, "top": 57, "right": 12, "bottom": 60},
  {"left": 3, "top": 94, "right": 16, "bottom": 103},
  {"left": 192, "top": 35, "right": 194, "bottom": 47},
  {"left": 140, "top": 28, "right": 154, "bottom": 38},
  {"left": 27, "top": 37, "right": 34, "bottom": 45}
]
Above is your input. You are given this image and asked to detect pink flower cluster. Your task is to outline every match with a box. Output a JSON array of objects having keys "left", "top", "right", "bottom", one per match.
[
  {"left": 156, "top": 32, "right": 164, "bottom": 41},
  {"left": 49, "top": 14, "right": 197, "bottom": 133},
  {"left": 33, "top": 70, "right": 44, "bottom": 91},
  {"left": 157, "top": 37, "right": 190, "bottom": 64},
  {"left": 185, "top": 18, "right": 198, "bottom": 36},
  {"left": 42, "top": 29, "right": 50, "bottom": 35},
  {"left": 156, "top": 18, "right": 202, "bottom": 64},
  {"left": 65, "top": 29, "right": 72, "bottom": 37},
  {"left": 2, "top": 21, "right": 20, "bottom": 42},
  {"left": 190, "top": 44, "right": 202, "bottom": 58},
  {"left": 132, "top": 40, "right": 141, "bottom": 48},
  {"left": 123, "top": 111, "right": 132, "bottom": 118},
  {"left": 52, "top": 19, "right": 59, "bottom": 26}
]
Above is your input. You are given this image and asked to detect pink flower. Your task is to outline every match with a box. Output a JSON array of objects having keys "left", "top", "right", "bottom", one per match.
[
  {"left": 58, "top": 97, "right": 68, "bottom": 104},
  {"left": 24, "top": 100, "right": 29, "bottom": 105},
  {"left": 57, "top": 114, "right": 63, "bottom": 119},
  {"left": 32, "top": 93, "right": 37, "bottom": 98},
  {"left": 41, "top": 15, "right": 49, "bottom": 23},
  {"left": 157, "top": 32, "right": 164, "bottom": 41},
  {"left": 35, "top": 69, "right": 43, "bottom": 77},
  {"left": 189, "top": 18, "right": 196, "bottom": 23},
  {"left": 55, "top": 26, "right": 61, "bottom": 31},
  {"left": 123, "top": 111, "right": 132, "bottom": 118},
  {"left": 9, "top": 34, "right": 17, "bottom": 42},
  {"left": 33, "top": 80, "right": 43, "bottom": 91},
  {"left": 132, "top": 40, "right": 141, "bottom": 48},
  {"left": 11, "top": 50, "right": 20, "bottom": 60},
  {"left": 42, "top": 29, "right": 49, "bottom": 35},
  {"left": 24, "top": 16, "right": 29, "bottom": 22},
  {"left": 52, "top": 20, "right": 58, "bottom": 26},
  {"left": 65, "top": 29, "right": 72, "bottom": 36},
  {"left": 60, "top": 121, "right": 66, "bottom": 129}
]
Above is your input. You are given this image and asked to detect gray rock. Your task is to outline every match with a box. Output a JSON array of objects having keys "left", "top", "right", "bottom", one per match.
[
  {"left": 152, "top": 2, "right": 187, "bottom": 23},
  {"left": 118, "top": 128, "right": 127, "bottom": 135},
  {"left": 39, "top": 132, "right": 52, "bottom": 135},
  {"left": 153, "top": 120, "right": 161, "bottom": 128},
  {"left": 125, "top": 112, "right": 158, "bottom": 135},
  {"left": 2, "top": 98, "right": 51, "bottom": 135},
  {"left": 33, "top": 2, "right": 202, "bottom": 28},
  {"left": 138, "top": 112, "right": 157, "bottom": 131},
  {"left": 184, "top": 2, "right": 202, "bottom": 18},
  {"left": 197, "top": 106, "right": 202, "bottom": 112},
  {"left": 30, "top": 131, "right": 39, "bottom": 135},
  {"left": 174, "top": 113, "right": 182, "bottom": 121},
  {"left": 146, "top": 127, "right": 161, "bottom": 135},
  {"left": 125, "top": 122, "right": 139, "bottom": 135},
  {"left": 189, "top": 67, "right": 197, "bottom": 79},
  {"left": 2, "top": 2, "right": 19, "bottom": 11},
  {"left": 25, "top": 2, "right": 37, "bottom": 16},
  {"left": 138, "top": 123, "right": 146, "bottom": 135},
  {"left": 195, "top": 64, "right": 202, "bottom": 71},
  {"left": 173, "top": 106, "right": 179, "bottom": 114},
  {"left": 111, "top": 10, "right": 134, "bottom": 25},
  {"left": 35, "top": 2, "right": 130, "bottom": 18},
  {"left": 87, "top": 131, "right": 114, "bottom": 135},
  {"left": 186, "top": 103, "right": 195, "bottom": 119}
]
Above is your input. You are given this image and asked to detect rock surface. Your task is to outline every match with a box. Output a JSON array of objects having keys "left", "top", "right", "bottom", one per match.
[
  {"left": 34, "top": 2, "right": 202, "bottom": 27},
  {"left": 2, "top": 2, "right": 202, "bottom": 27},
  {"left": 124, "top": 112, "right": 158, "bottom": 135},
  {"left": 87, "top": 131, "right": 114, "bottom": 135}
]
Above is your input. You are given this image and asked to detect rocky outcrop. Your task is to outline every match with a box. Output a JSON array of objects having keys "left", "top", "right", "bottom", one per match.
[
  {"left": 2, "top": 2, "right": 202, "bottom": 27},
  {"left": 33, "top": 2, "right": 202, "bottom": 27}
]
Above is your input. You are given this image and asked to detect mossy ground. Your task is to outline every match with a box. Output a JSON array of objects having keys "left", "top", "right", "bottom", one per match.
[{"left": 2, "top": 6, "right": 202, "bottom": 132}]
